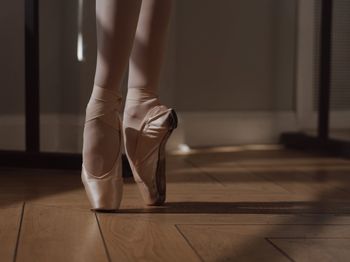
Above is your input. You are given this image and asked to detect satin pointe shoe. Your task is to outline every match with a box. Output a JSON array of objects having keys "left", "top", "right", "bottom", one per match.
[
  {"left": 81, "top": 86, "right": 124, "bottom": 211},
  {"left": 124, "top": 105, "right": 178, "bottom": 206}
]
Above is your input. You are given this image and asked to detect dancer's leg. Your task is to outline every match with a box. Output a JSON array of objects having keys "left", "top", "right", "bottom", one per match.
[
  {"left": 94, "top": 0, "right": 142, "bottom": 93},
  {"left": 83, "top": 0, "right": 141, "bottom": 177},
  {"left": 123, "top": 0, "right": 173, "bottom": 158}
]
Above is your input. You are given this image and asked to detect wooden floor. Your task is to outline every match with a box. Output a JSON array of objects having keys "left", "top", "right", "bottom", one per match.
[{"left": 1, "top": 146, "right": 350, "bottom": 262}]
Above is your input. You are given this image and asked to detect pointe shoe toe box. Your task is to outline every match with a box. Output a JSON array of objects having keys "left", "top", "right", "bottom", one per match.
[{"left": 81, "top": 164, "right": 123, "bottom": 211}]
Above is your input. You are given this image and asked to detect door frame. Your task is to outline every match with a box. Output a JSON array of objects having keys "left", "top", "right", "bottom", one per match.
[
  {"left": 296, "top": 0, "right": 350, "bottom": 130},
  {"left": 0, "top": 0, "right": 134, "bottom": 174}
]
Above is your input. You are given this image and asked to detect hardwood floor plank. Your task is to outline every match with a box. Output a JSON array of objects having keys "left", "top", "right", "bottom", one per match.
[
  {"left": 177, "top": 224, "right": 290, "bottom": 262},
  {"left": 94, "top": 213, "right": 350, "bottom": 229},
  {"left": 177, "top": 224, "right": 350, "bottom": 262},
  {"left": 1, "top": 148, "right": 350, "bottom": 260},
  {"left": 15, "top": 204, "right": 108, "bottom": 262},
  {"left": 97, "top": 214, "right": 200, "bottom": 262},
  {"left": 0, "top": 168, "right": 88, "bottom": 209},
  {"left": 0, "top": 204, "right": 23, "bottom": 262},
  {"left": 269, "top": 238, "right": 350, "bottom": 262}
]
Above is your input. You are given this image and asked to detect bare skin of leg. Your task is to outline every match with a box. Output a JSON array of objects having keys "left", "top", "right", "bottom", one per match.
[
  {"left": 83, "top": 0, "right": 142, "bottom": 177},
  {"left": 123, "top": 0, "right": 173, "bottom": 159}
]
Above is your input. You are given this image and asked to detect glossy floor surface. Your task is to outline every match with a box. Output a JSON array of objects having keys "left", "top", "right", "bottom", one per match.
[{"left": 1, "top": 146, "right": 350, "bottom": 261}]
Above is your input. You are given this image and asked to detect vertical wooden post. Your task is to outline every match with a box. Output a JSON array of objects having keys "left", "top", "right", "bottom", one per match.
[
  {"left": 318, "top": 0, "right": 333, "bottom": 141},
  {"left": 25, "top": 0, "right": 40, "bottom": 152}
]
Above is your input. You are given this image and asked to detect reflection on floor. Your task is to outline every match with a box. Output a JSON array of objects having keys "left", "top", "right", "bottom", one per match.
[{"left": 0, "top": 146, "right": 350, "bottom": 261}]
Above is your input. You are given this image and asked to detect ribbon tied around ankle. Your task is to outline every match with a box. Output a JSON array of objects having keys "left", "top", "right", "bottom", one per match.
[{"left": 85, "top": 86, "right": 123, "bottom": 130}]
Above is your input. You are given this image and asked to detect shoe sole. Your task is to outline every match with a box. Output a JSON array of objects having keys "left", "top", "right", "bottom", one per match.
[{"left": 148, "top": 108, "right": 178, "bottom": 206}]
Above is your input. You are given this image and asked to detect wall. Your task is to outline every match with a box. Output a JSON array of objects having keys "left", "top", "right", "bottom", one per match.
[
  {"left": 0, "top": 0, "right": 298, "bottom": 151},
  {"left": 0, "top": 0, "right": 25, "bottom": 114},
  {"left": 173, "top": 0, "right": 296, "bottom": 111}
]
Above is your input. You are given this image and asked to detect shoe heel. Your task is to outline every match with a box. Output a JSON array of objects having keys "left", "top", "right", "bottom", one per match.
[
  {"left": 127, "top": 106, "right": 179, "bottom": 206},
  {"left": 168, "top": 109, "right": 178, "bottom": 129},
  {"left": 149, "top": 109, "right": 178, "bottom": 206}
]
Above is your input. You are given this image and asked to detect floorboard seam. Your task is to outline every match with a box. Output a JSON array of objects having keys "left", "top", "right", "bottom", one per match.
[
  {"left": 268, "top": 237, "right": 350, "bottom": 239},
  {"left": 13, "top": 202, "right": 25, "bottom": 262},
  {"left": 265, "top": 237, "right": 295, "bottom": 262},
  {"left": 175, "top": 223, "right": 350, "bottom": 226},
  {"left": 184, "top": 159, "right": 226, "bottom": 187},
  {"left": 174, "top": 224, "right": 204, "bottom": 262},
  {"left": 95, "top": 213, "right": 112, "bottom": 262}
]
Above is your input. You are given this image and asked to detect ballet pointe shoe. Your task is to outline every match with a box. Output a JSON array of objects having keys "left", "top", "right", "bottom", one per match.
[
  {"left": 81, "top": 85, "right": 124, "bottom": 212},
  {"left": 124, "top": 105, "right": 178, "bottom": 206}
]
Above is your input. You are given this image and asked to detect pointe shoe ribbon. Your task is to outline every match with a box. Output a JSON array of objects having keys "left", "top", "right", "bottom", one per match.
[
  {"left": 127, "top": 104, "right": 178, "bottom": 205},
  {"left": 85, "top": 85, "right": 123, "bottom": 130},
  {"left": 81, "top": 85, "right": 124, "bottom": 211},
  {"left": 134, "top": 106, "right": 175, "bottom": 166}
]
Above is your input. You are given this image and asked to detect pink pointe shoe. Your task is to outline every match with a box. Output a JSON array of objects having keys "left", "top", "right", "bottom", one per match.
[
  {"left": 81, "top": 86, "right": 124, "bottom": 211},
  {"left": 124, "top": 105, "right": 178, "bottom": 206}
]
